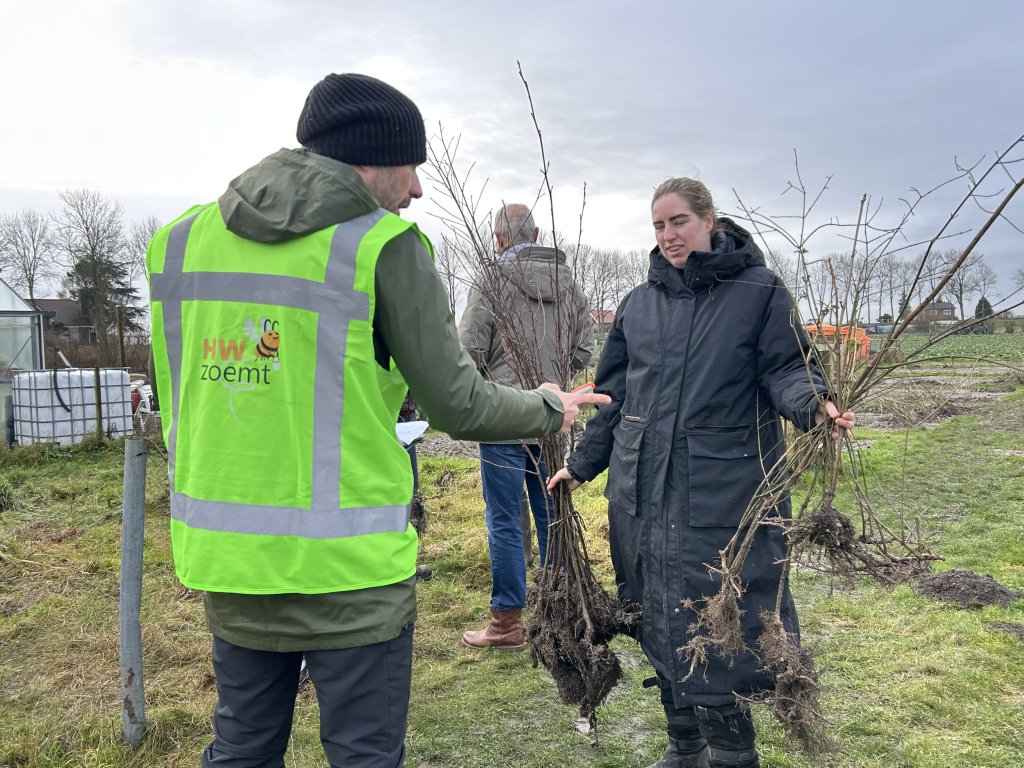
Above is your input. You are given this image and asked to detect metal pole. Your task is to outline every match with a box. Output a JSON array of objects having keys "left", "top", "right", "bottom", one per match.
[
  {"left": 94, "top": 366, "right": 103, "bottom": 440},
  {"left": 119, "top": 439, "right": 147, "bottom": 746},
  {"left": 116, "top": 306, "right": 127, "bottom": 369}
]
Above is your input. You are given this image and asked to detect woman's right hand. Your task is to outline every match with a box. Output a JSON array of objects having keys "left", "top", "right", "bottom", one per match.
[{"left": 547, "top": 467, "right": 581, "bottom": 493}]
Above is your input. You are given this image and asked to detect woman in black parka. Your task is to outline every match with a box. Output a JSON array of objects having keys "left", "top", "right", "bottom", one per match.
[{"left": 548, "top": 178, "right": 854, "bottom": 768}]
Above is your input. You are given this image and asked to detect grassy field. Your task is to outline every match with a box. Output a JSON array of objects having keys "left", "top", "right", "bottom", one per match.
[
  {"left": 894, "top": 331, "right": 1024, "bottom": 363},
  {"left": 2, "top": 385, "right": 1023, "bottom": 767}
]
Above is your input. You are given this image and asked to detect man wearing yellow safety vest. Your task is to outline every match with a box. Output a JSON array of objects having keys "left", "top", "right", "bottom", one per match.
[{"left": 147, "top": 73, "right": 609, "bottom": 768}]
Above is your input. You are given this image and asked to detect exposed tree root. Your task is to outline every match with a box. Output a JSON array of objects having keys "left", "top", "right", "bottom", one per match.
[
  {"left": 678, "top": 571, "right": 746, "bottom": 683},
  {"left": 789, "top": 502, "right": 940, "bottom": 586},
  {"left": 755, "top": 611, "right": 834, "bottom": 756},
  {"left": 526, "top": 564, "right": 631, "bottom": 730}
]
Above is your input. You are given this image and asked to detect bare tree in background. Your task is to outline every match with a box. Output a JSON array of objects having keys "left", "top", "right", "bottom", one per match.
[
  {"left": 874, "top": 252, "right": 901, "bottom": 321},
  {"left": 607, "top": 249, "right": 641, "bottom": 306},
  {"left": 566, "top": 246, "right": 649, "bottom": 333},
  {"left": 890, "top": 257, "right": 920, "bottom": 320},
  {"left": 804, "top": 258, "right": 833, "bottom": 323},
  {"left": 767, "top": 249, "right": 799, "bottom": 299},
  {"left": 621, "top": 247, "right": 650, "bottom": 291},
  {"left": 830, "top": 250, "right": 879, "bottom": 323},
  {"left": 867, "top": 257, "right": 888, "bottom": 322},
  {"left": 974, "top": 260, "right": 999, "bottom": 303},
  {"left": 54, "top": 189, "right": 143, "bottom": 362},
  {"left": 126, "top": 215, "right": 162, "bottom": 288},
  {"left": 1014, "top": 267, "right": 1024, "bottom": 291},
  {"left": 575, "top": 244, "right": 619, "bottom": 332},
  {"left": 939, "top": 247, "right": 995, "bottom": 322},
  {"left": 433, "top": 236, "right": 472, "bottom": 317},
  {"left": 0, "top": 209, "right": 58, "bottom": 306}
]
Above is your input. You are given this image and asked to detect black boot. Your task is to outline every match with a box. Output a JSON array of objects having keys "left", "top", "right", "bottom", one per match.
[
  {"left": 645, "top": 678, "right": 710, "bottom": 767},
  {"left": 695, "top": 704, "right": 759, "bottom": 768},
  {"left": 644, "top": 736, "right": 710, "bottom": 767}
]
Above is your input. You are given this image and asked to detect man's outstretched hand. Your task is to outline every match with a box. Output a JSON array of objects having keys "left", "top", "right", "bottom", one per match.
[{"left": 538, "top": 382, "right": 611, "bottom": 434}]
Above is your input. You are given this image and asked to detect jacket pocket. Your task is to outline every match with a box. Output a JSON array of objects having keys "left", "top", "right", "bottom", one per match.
[
  {"left": 687, "top": 429, "right": 765, "bottom": 528},
  {"left": 603, "top": 415, "right": 645, "bottom": 516}
]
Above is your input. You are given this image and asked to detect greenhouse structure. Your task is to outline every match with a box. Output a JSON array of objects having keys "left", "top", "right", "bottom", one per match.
[{"left": 1, "top": 277, "right": 45, "bottom": 435}]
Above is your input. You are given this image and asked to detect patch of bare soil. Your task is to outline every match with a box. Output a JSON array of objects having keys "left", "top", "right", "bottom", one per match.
[
  {"left": 10, "top": 521, "right": 85, "bottom": 545},
  {"left": 1, "top": 593, "right": 41, "bottom": 617},
  {"left": 986, "top": 622, "right": 1024, "bottom": 642},
  {"left": 915, "top": 569, "right": 1022, "bottom": 608},
  {"left": 854, "top": 365, "right": 1020, "bottom": 430}
]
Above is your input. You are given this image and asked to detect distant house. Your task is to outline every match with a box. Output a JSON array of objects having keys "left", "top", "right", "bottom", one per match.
[
  {"left": 590, "top": 308, "right": 615, "bottom": 339},
  {"left": 901, "top": 299, "right": 954, "bottom": 323},
  {"left": 33, "top": 298, "right": 97, "bottom": 344},
  {"left": 901, "top": 297, "right": 957, "bottom": 326},
  {"left": 921, "top": 298, "right": 957, "bottom": 324}
]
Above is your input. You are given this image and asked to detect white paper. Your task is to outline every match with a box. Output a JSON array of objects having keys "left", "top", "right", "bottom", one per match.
[{"left": 396, "top": 420, "right": 429, "bottom": 446}]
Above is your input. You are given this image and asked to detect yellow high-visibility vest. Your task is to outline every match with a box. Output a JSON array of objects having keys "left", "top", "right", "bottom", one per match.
[{"left": 148, "top": 203, "right": 432, "bottom": 593}]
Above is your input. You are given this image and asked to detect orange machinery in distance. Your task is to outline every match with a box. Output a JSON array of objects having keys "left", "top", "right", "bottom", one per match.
[{"left": 804, "top": 324, "right": 871, "bottom": 359}]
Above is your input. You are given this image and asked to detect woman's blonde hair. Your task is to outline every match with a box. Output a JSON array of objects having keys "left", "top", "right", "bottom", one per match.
[{"left": 652, "top": 177, "right": 716, "bottom": 225}]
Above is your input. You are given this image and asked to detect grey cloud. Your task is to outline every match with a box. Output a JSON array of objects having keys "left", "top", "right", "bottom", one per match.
[{"left": 12, "top": 0, "right": 1023, "bottom": 292}]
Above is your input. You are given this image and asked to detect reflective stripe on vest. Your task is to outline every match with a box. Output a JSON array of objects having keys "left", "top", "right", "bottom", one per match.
[{"left": 150, "top": 208, "right": 411, "bottom": 539}]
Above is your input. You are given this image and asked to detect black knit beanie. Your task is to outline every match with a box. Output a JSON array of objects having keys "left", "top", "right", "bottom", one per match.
[{"left": 296, "top": 73, "right": 426, "bottom": 166}]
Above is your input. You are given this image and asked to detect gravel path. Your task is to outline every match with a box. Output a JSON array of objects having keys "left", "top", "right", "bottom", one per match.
[{"left": 416, "top": 432, "right": 480, "bottom": 460}]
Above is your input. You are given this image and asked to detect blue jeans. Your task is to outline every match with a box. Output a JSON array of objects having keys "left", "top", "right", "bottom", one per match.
[{"left": 479, "top": 443, "right": 552, "bottom": 611}]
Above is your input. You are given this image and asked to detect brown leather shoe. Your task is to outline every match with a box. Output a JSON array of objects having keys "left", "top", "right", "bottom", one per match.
[{"left": 459, "top": 607, "right": 526, "bottom": 650}]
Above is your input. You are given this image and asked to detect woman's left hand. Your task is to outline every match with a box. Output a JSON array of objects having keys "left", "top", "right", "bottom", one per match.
[
  {"left": 816, "top": 400, "right": 855, "bottom": 436},
  {"left": 547, "top": 466, "right": 581, "bottom": 493}
]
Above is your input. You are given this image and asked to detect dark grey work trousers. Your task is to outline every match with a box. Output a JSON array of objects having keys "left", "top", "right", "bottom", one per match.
[{"left": 202, "top": 624, "right": 414, "bottom": 768}]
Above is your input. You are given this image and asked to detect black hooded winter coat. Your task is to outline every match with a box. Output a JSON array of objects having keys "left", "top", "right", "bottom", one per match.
[{"left": 567, "top": 218, "right": 827, "bottom": 708}]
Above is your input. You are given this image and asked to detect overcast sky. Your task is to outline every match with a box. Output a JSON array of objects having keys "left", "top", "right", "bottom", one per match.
[{"left": 2, "top": 1, "right": 1022, "bottom": 301}]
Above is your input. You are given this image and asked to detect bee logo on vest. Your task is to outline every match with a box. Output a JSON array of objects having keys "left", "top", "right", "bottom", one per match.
[
  {"left": 199, "top": 317, "right": 282, "bottom": 395},
  {"left": 246, "top": 317, "right": 282, "bottom": 371}
]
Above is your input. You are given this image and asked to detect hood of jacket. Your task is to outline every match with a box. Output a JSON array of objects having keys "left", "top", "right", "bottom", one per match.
[
  {"left": 496, "top": 245, "right": 568, "bottom": 303},
  {"left": 218, "top": 148, "right": 380, "bottom": 243},
  {"left": 648, "top": 217, "right": 766, "bottom": 296}
]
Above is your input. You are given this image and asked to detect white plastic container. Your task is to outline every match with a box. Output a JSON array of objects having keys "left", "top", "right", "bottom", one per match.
[{"left": 12, "top": 369, "right": 132, "bottom": 446}]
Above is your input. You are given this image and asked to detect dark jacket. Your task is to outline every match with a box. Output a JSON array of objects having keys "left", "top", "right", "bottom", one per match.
[{"left": 568, "top": 219, "right": 826, "bottom": 707}]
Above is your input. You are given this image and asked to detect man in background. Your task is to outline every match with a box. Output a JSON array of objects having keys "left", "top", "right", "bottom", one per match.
[{"left": 458, "top": 203, "right": 594, "bottom": 650}]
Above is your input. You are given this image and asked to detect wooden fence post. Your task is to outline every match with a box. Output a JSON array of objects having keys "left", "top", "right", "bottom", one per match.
[{"left": 120, "top": 439, "right": 147, "bottom": 746}]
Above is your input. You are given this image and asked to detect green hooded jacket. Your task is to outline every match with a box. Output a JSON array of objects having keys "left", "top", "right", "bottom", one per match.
[{"left": 191, "top": 148, "right": 564, "bottom": 651}]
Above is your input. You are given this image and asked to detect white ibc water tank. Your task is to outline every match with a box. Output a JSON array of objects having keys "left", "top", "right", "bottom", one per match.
[{"left": 12, "top": 369, "right": 133, "bottom": 446}]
